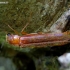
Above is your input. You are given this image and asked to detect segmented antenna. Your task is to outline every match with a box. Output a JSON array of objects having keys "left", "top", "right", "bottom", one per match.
[
  {"left": 5, "top": 23, "right": 20, "bottom": 35},
  {"left": 21, "top": 12, "right": 32, "bottom": 34}
]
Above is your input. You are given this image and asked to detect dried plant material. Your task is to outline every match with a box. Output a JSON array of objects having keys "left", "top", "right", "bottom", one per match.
[{"left": 50, "top": 9, "right": 70, "bottom": 33}]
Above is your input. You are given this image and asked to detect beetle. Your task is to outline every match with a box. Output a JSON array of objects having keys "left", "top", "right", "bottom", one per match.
[{"left": 6, "top": 29, "right": 70, "bottom": 48}]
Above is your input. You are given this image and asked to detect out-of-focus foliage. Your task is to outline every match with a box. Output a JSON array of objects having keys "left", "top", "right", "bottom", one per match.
[
  {"left": 0, "top": 0, "right": 70, "bottom": 33},
  {"left": 0, "top": 0, "right": 44, "bottom": 33}
]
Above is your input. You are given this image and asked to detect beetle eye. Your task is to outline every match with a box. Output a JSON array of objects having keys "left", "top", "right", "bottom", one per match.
[{"left": 7, "top": 33, "right": 11, "bottom": 36}]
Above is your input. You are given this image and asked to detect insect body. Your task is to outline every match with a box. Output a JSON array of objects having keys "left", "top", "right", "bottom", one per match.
[{"left": 6, "top": 31, "right": 70, "bottom": 48}]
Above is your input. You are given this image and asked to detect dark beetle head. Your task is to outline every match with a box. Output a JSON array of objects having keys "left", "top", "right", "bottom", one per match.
[
  {"left": 6, "top": 33, "right": 12, "bottom": 42},
  {"left": 7, "top": 33, "right": 11, "bottom": 36},
  {"left": 6, "top": 33, "right": 20, "bottom": 45}
]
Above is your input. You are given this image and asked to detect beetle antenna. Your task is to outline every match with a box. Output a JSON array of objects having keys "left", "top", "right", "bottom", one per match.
[
  {"left": 5, "top": 23, "right": 20, "bottom": 35},
  {"left": 21, "top": 22, "right": 30, "bottom": 32},
  {"left": 21, "top": 12, "right": 32, "bottom": 34}
]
